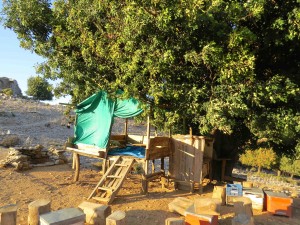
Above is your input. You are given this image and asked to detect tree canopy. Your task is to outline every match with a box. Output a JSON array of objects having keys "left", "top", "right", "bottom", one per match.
[
  {"left": 2, "top": 0, "right": 299, "bottom": 156},
  {"left": 26, "top": 76, "right": 53, "bottom": 100}
]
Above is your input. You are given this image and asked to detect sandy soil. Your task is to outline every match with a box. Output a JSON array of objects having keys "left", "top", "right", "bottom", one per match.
[{"left": 0, "top": 96, "right": 300, "bottom": 225}]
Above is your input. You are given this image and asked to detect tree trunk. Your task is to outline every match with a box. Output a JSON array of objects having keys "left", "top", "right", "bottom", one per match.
[
  {"left": 257, "top": 166, "right": 261, "bottom": 174},
  {"left": 277, "top": 170, "right": 281, "bottom": 177}
]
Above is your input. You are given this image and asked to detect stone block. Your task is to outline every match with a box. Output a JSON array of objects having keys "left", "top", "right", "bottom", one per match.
[
  {"left": 193, "top": 198, "right": 221, "bottom": 215},
  {"left": 212, "top": 185, "right": 226, "bottom": 206},
  {"left": 232, "top": 197, "right": 253, "bottom": 218},
  {"left": 28, "top": 199, "right": 51, "bottom": 225},
  {"left": 78, "top": 201, "right": 111, "bottom": 225},
  {"left": 168, "top": 197, "right": 194, "bottom": 216},
  {"left": 0, "top": 204, "right": 17, "bottom": 225},
  {"left": 106, "top": 211, "right": 126, "bottom": 225},
  {"left": 232, "top": 214, "right": 254, "bottom": 225},
  {"left": 165, "top": 217, "right": 185, "bottom": 225},
  {"left": 39, "top": 208, "right": 85, "bottom": 225}
]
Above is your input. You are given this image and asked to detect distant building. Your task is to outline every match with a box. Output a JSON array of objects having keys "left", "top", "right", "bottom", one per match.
[{"left": 0, "top": 77, "right": 22, "bottom": 96}]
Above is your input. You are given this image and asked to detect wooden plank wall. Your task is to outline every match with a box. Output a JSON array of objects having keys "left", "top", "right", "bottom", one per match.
[
  {"left": 146, "top": 136, "right": 171, "bottom": 160},
  {"left": 170, "top": 135, "right": 213, "bottom": 183}
]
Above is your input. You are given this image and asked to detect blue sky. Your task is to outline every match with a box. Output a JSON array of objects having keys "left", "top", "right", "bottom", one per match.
[{"left": 0, "top": 2, "right": 69, "bottom": 104}]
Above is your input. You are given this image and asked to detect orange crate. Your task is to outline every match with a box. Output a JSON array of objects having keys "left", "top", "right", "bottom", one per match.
[
  {"left": 185, "top": 213, "right": 218, "bottom": 225},
  {"left": 264, "top": 191, "right": 293, "bottom": 217}
]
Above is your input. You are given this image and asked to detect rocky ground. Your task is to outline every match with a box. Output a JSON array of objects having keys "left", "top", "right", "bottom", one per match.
[{"left": 0, "top": 94, "right": 300, "bottom": 225}]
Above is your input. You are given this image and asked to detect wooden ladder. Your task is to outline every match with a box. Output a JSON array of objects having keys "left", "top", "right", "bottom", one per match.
[{"left": 87, "top": 156, "right": 135, "bottom": 204}]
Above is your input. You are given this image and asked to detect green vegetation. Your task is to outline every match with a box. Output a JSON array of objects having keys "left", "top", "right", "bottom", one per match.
[
  {"left": 1, "top": 0, "right": 299, "bottom": 161},
  {"left": 0, "top": 88, "right": 13, "bottom": 96},
  {"left": 239, "top": 148, "right": 277, "bottom": 174},
  {"left": 26, "top": 76, "right": 53, "bottom": 100},
  {"left": 280, "top": 156, "right": 300, "bottom": 178}
]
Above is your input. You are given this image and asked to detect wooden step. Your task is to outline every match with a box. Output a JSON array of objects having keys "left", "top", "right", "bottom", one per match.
[
  {"left": 92, "top": 197, "right": 110, "bottom": 204},
  {"left": 98, "top": 187, "right": 113, "bottom": 193},
  {"left": 107, "top": 175, "right": 122, "bottom": 179},
  {"left": 115, "top": 164, "right": 128, "bottom": 167}
]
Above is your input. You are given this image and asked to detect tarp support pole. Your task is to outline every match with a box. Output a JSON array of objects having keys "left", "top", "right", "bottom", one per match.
[{"left": 124, "top": 118, "right": 128, "bottom": 142}]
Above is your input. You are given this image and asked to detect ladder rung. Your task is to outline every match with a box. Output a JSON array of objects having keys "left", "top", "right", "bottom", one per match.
[
  {"left": 92, "top": 197, "right": 109, "bottom": 203},
  {"left": 107, "top": 175, "right": 122, "bottom": 179},
  {"left": 115, "top": 164, "right": 128, "bottom": 167},
  {"left": 98, "top": 187, "right": 113, "bottom": 192}
]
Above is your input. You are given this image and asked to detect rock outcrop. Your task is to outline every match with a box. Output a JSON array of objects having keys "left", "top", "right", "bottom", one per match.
[{"left": 0, "top": 77, "right": 22, "bottom": 96}]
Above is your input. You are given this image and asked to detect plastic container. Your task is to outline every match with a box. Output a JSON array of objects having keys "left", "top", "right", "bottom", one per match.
[
  {"left": 242, "top": 188, "right": 264, "bottom": 211},
  {"left": 226, "top": 184, "right": 243, "bottom": 196},
  {"left": 264, "top": 191, "right": 293, "bottom": 217}
]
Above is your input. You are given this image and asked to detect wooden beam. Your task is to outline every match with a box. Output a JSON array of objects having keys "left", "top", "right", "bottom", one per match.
[
  {"left": 74, "top": 153, "right": 80, "bottom": 182},
  {"left": 124, "top": 119, "right": 128, "bottom": 141}
]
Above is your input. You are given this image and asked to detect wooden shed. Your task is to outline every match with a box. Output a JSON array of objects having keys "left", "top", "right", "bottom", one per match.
[{"left": 169, "top": 135, "right": 214, "bottom": 192}]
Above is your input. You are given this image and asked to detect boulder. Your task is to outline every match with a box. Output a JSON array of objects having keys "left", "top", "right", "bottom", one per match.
[{"left": 0, "top": 77, "right": 22, "bottom": 96}]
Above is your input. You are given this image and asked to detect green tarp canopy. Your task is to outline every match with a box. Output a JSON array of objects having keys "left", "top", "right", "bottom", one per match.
[{"left": 74, "top": 91, "right": 143, "bottom": 149}]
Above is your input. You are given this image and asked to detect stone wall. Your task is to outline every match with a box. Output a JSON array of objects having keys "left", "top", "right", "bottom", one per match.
[
  {"left": 0, "top": 77, "right": 22, "bottom": 96},
  {"left": 0, "top": 145, "right": 68, "bottom": 170}
]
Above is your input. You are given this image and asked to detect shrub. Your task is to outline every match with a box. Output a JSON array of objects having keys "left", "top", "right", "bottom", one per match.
[
  {"left": 26, "top": 76, "right": 53, "bottom": 100},
  {"left": 0, "top": 135, "right": 20, "bottom": 147},
  {"left": 1, "top": 88, "right": 13, "bottom": 96},
  {"left": 280, "top": 156, "right": 300, "bottom": 178},
  {"left": 239, "top": 148, "right": 277, "bottom": 173}
]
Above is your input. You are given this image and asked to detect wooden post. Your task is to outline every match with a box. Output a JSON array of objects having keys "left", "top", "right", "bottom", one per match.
[
  {"left": 74, "top": 153, "right": 80, "bottom": 182},
  {"left": 0, "top": 204, "right": 17, "bottom": 225},
  {"left": 28, "top": 199, "right": 51, "bottom": 225},
  {"left": 152, "top": 160, "right": 155, "bottom": 173},
  {"left": 221, "top": 159, "right": 226, "bottom": 181},
  {"left": 146, "top": 114, "right": 150, "bottom": 148},
  {"left": 72, "top": 153, "right": 76, "bottom": 169},
  {"left": 189, "top": 127, "right": 193, "bottom": 136},
  {"left": 124, "top": 118, "right": 128, "bottom": 143},
  {"left": 142, "top": 113, "right": 151, "bottom": 194},
  {"left": 142, "top": 159, "right": 149, "bottom": 194},
  {"left": 106, "top": 210, "right": 126, "bottom": 225},
  {"left": 161, "top": 157, "right": 165, "bottom": 172}
]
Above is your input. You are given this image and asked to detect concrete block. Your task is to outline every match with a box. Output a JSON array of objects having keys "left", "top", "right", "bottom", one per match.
[
  {"left": 292, "top": 198, "right": 300, "bottom": 219},
  {"left": 106, "top": 211, "right": 126, "bottom": 225},
  {"left": 242, "top": 181, "right": 253, "bottom": 188},
  {"left": 39, "top": 208, "right": 85, "bottom": 225},
  {"left": 232, "top": 197, "right": 253, "bottom": 217},
  {"left": 232, "top": 214, "right": 254, "bottom": 225},
  {"left": 0, "top": 204, "right": 17, "bottom": 225},
  {"left": 165, "top": 217, "right": 185, "bottom": 225},
  {"left": 78, "top": 201, "right": 111, "bottom": 225},
  {"left": 184, "top": 205, "right": 218, "bottom": 225},
  {"left": 212, "top": 185, "right": 226, "bottom": 206},
  {"left": 194, "top": 198, "right": 221, "bottom": 215},
  {"left": 28, "top": 199, "right": 51, "bottom": 225},
  {"left": 168, "top": 197, "right": 194, "bottom": 216}
]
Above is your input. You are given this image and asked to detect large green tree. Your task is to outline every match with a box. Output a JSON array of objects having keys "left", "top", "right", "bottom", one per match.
[
  {"left": 2, "top": 0, "right": 299, "bottom": 160},
  {"left": 26, "top": 76, "right": 53, "bottom": 100}
]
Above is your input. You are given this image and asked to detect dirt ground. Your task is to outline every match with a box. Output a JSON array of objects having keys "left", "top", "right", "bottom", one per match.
[
  {"left": 1, "top": 96, "right": 300, "bottom": 224},
  {"left": 0, "top": 147, "right": 299, "bottom": 225}
]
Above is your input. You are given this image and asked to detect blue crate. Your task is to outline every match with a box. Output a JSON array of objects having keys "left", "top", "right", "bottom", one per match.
[{"left": 226, "top": 184, "right": 242, "bottom": 196}]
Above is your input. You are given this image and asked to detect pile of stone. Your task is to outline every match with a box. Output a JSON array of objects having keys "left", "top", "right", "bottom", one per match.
[
  {"left": 0, "top": 199, "right": 125, "bottom": 225},
  {"left": 0, "top": 145, "right": 68, "bottom": 170}
]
